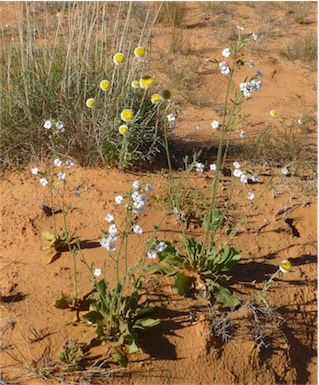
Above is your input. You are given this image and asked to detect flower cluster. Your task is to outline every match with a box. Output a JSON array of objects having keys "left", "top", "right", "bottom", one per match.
[
  {"left": 194, "top": 162, "right": 217, "bottom": 173},
  {"left": 232, "top": 162, "right": 258, "bottom": 199},
  {"left": 147, "top": 241, "right": 168, "bottom": 260},
  {"left": 44, "top": 119, "right": 65, "bottom": 133},
  {"left": 32, "top": 157, "right": 74, "bottom": 186},
  {"left": 240, "top": 80, "right": 262, "bottom": 97},
  {"left": 100, "top": 181, "right": 152, "bottom": 252},
  {"left": 219, "top": 61, "right": 230, "bottom": 75}
]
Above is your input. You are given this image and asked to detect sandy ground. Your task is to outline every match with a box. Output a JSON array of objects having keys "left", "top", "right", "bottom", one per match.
[{"left": 0, "top": 2, "right": 317, "bottom": 385}]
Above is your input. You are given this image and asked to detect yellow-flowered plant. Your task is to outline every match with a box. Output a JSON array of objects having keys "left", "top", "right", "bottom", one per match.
[
  {"left": 139, "top": 75, "right": 154, "bottom": 89},
  {"left": 100, "top": 80, "right": 110, "bottom": 91},
  {"left": 151, "top": 94, "right": 161, "bottom": 104},
  {"left": 134, "top": 47, "right": 145, "bottom": 58},
  {"left": 131, "top": 80, "right": 139, "bottom": 89},
  {"left": 119, "top": 125, "right": 128, "bottom": 135},
  {"left": 86, "top": 98, "right": 95, "bottom": 108},
  {"left": 121, "top": 109, "right": 134, "bottom": 122},
  {"left": 113, "top": 52, "right": 125, "bottom": 65}
]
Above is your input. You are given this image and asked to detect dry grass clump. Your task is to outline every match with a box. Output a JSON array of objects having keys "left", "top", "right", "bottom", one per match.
[{"left": 280, "top": 35, "right": 317, "bottom": 69}]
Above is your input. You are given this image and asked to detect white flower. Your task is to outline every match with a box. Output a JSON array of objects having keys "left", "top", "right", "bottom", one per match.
[
  {"left": 39, "top": 177, "right": 48, "bottom": 187},
  {"left": 167, "top": 113, "right": 175, "bottom": 122},
  {"left": 211, "top": 120, "right": 219, "bottom": 129},
  {"left": 281, "top": 167, "right": 289, "bottom": 176},
  {"left": 233, "top": 169, "right": 243, "bottom": 178},
  {"left": 94, "top": 268, "right": 102, "bottom": 277},
  {"left": 65, "top": 160, "right": 74, "bottom": 168},
  {"left": 251, "top": 173, "right": 259, "bottom": 183},
  {"left": 55, "top": 121, "right": 65, "bottom": 133},
  {"left": 240, "top": 131, "right": 246, "bottom": 138},
  {"left": 100, "top": 236, "right": 116, "bottom": 252},
  {"left": 250, "top": 32, "right": 258, "bottom": 41},
  {"left": 105, "top": 213, "right": 114, "bottom": 223},
  {"left": 133, "top": 225, "right": 143, "bottom": 234},
  {"left": 31, "top": 167, "right": 39, "bottom": 175},
  {"left": 57, "top": 172, "right": 66, "bottom": 180},
  {"left": 297, "top": 119, "right": 303, "bottom": 125},
  {"left": 222, "top": 48, "right": 231, "bottom": 57},
  {"left": 44, "top": 120, "right": 52, "bottom": 129},
  {"left": 219, "top": 61, "right": 230, "bottom": 75},
  {"left": 53, "top": 158, "right": 62, "bottom": 167},
  {"left": 233, "top": 161, "right": 241, "bottom": 169},
  {"left": 156, "top": 242, "right": 168, "bottom": 253},
  {"left": 133, "top": 202, "right": 146, "bottom": 214},
  {"left": 240, "top": 80, "right": 262, "bottom": 97},
  {"left": 109, "top": 224, "right": 118, "bottom": 235},
  {"left": 147, "top": 249, "right": 157, "bottom": 259},
  {"left": 195, "top": 162, "right": 205, "bottom": 173},
  {"left": 249, "top": 59, "right": 255, "bottom": 68},
  {"left": 210, "top": 164, "right": 217, "bottom": 171},
  {"left": 115, "top": 195, "right": 124, "bottom": 205},
  {"left": 145, "top": 184, "right": 152, "bottom": 193},
  {"left": 247, "top": 192, "right": 255, "bottom": 200},
  {"left": 240, "top": 173, "right": 248, "bottom": 184},
  {"left": 132, "top": 180, "right": 141, "bottom": 190}
]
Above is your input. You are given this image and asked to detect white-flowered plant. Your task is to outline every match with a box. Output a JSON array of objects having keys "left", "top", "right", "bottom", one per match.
[
  {"left": 195, "top": 162, "right": 205, "bottom": 173},
  {"left": 222, "top": 48, "right": 231, "bottom": 57},
  {"left": 115, "top": 195, "right": 124, "bottom": 205},
  {"left": 211, "top": 120, "right": 220, "bottom": 129},
  {"left": 105, "top": 213, "right": 114, "bottom": 223}
]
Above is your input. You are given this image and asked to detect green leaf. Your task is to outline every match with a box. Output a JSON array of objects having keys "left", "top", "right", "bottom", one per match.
[
  {"left": 127, "top": 339, "right": 140, "bottom": 354},
  {"left": 42, "top": 231, "right": 56, "bottom": 241},
  {"left": 173, "top": 273, "right": 195, "bottom": 297},
  {"left": 133, "top": 317, "right": 160, "bottom": 330},
  {"left": 213, "top": 285, "right": 240, "bottom": 308},
  {"left": 53, "top": 296, "right": 72, "bottom": 309},
  {"left": 43, "top": 249, "right": 59, "bottom": 265},
  {"left": 111, "top": 347, "right": 128, "bottom": 367},
  {"left": 82, "top": 310, "right": 104, "bottom": 323},
  {"left": 203, "top": 209, "right": 223, "bottom": 233},
  {"left": 145, "top": 262, "right": 178, "bottom": 276}
]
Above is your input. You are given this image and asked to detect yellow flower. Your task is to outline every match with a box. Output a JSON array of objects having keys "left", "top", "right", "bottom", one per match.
[
  {"left": 100, "top": 80, "right": 110, "bottom": 91},
  {"left": 160, "top": 89, "right": 171, "bottom": 101},
  {"left": 86, "top": 98, "right": 95, "bottom": 108},
  {"left": 134, "top": 47, "right": 145, "bottom": 58},
  {"left": 270, "top": 109, "right": 277, "bottom": 117},
  {"left": 131, "top": 80, "right": 139, "bottom": 89},
  {"left": 139, "top": 75, "right": 154, "bottom": 89},
  {"left": 121, "top": 109, "right": 134, "bottom": 122},
  {"left": 279, "top": 260, "right": 291, "bottom": 273},
  {"left": 56, "top": 11, "right": 61, "bottom": 18},
  {"left": 113, "top": 52, "right": 124, "bottom": 65},
  {"left": 151, "top": 94, "right": 161, "bottom": 104},
  {"left": 119, "top": 125, "right": 128, "bottom": 135}
]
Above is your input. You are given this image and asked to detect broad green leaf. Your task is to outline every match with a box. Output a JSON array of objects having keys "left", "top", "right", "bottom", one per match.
[
  {"left": 42, "top": 231, "right": 56, "bottom": 241},
  {"left": 173, "top": 273, "right": 195, "bottom": 297},
  {"left": 145, "top": 262, "right": 178, "bottom": 276},
  {"left": 53, "top": 296, "right": 72, "bottom": 309},
  {"left": 43, "top": 249, "right": 59, "bottom": 265},
  {"left": 112, "top": 347, "right": 128, "bottom": 367},
  {"left": 203, "top": 209, "right": 223, "bottom": 232},
  {"left": 213, "top": 285, "right": 240, "bottom": 308},
  {"left": 133, "top": 317, "right": 160, "bottom": 330},
  {"left": 127, "top": 339, "right": 140, "bottom": 354},
  {"left": 82, "top": 310, "right": 104, "bottom": 323}
]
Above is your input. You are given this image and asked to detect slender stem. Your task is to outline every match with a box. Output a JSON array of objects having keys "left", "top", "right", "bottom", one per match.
[{"left": 202, "top": 55, "right": 236, "bottom": 255}]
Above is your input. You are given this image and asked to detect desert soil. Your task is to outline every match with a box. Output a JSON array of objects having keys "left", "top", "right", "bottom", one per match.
[{"left": 0, "top": 2, "right": 317, "bottom": 385}]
